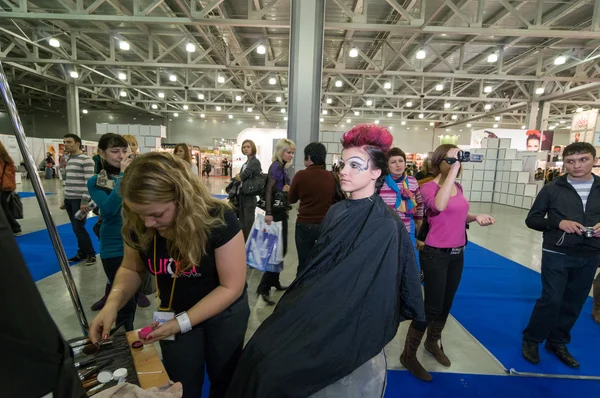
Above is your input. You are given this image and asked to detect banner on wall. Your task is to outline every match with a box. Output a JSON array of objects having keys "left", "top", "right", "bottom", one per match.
[
  {"left": 471, "top": 129, "right": 554, "bottom": 151},
  {"left": 43, "top": 139, "right": 64, "bottom": 161},
  {"left": 571, "top": 110, "right": 598, "bottom": 132}
]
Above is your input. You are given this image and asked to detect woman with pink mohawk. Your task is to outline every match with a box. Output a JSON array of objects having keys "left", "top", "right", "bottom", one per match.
[{"left": 226, "top": 124, "right": 425, "bottom": 398}]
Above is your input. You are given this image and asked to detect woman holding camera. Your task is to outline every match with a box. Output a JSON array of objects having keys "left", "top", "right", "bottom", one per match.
[{"left": 401, "top": 144, "right": 495, "bottom": 381}]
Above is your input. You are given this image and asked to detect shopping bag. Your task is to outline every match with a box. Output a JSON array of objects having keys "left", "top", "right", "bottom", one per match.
[
  {"left": 246, "top": 214, "right": 283, "bottom": 273},
  {"left": 268, "top": 222, "right": 284, "bottom": 265}
]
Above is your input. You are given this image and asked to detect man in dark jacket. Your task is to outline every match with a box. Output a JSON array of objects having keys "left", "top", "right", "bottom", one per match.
[{"left": 522, "top": 142, "right": 600, "bottom": 369}]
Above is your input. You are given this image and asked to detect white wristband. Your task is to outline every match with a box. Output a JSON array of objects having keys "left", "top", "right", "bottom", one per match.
[{"left": 175, "top": 311, "right": 192, "bottom": 334}]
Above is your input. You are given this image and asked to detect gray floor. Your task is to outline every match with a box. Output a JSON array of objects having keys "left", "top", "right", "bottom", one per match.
[{"left": 18, "top": 176, "right": 591, "bottom": 379}]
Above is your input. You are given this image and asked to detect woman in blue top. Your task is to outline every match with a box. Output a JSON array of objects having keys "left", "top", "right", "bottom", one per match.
[{"left": 87, "top": 133, "right": 137, "bottom": 330}]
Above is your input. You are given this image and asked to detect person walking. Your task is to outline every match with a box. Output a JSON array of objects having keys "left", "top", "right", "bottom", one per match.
[
  {"left": 0, "top": 141, "right": 21, "bottom": 235},
  {"left": 522, "top": 142, "right": 600, "bottom": 368},
  {"left": 62, "top": 134, "right": 96, "bottom": 265},
  {"left": 288, "top": 142, "right": 340, "bottom": 276},
  {"left": 234, "top": 139, "right": 262, "bottom": 240}
]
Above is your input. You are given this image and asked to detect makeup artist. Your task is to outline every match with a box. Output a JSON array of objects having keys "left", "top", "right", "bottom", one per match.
[{"left": 89, "top": 152, "right": 250, "bottom": 398}]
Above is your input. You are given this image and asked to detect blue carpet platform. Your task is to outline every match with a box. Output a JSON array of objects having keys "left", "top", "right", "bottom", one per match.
[{"left": 17, "top": 191, "right": 54, "bottom": 198}]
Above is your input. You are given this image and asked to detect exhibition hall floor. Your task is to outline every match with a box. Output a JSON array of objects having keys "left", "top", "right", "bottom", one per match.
[{"left": 16, "top": 177, "right": 600, "bottom": 397}]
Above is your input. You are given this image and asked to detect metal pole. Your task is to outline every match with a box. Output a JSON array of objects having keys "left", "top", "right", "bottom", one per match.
[{"left": 0, "top": 62, "right": 89, "bottom": 334}]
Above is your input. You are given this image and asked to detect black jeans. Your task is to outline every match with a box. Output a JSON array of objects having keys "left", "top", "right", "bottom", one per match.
[
  {"left": 63, "top": 199, "right": 95, "bottom": 257},
  {"left": 414, "top": 245, "right": 464, "bottom": 331},
  {"left": 523, "top": 251, "right": 598, "bottom": 345},
  {"left": 102, "top": 256, "right": 136, "bottom": 331},
  {"left": 257, "top": 214, "right": 288, "bottom": 295},
  {"left": 237, "top": 195, "right": 257, "bottom": 241},
  {"left": 295, "top": 222, "right": 321, "bottom": 277},
  {"left": 0, "top": 191, "right": 21, "bottom": 233},
  {"left": 160, "top": 293, "right": 250, "bottom": 398}
]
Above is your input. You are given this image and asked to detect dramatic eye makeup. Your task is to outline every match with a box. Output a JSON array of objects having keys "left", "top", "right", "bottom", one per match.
[{"left": 340, "top": 156, "right": 369, "bottom": 172}]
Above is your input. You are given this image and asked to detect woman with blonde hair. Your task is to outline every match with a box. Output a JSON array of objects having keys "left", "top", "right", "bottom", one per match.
[
  {"left": 123, "top": 134, "right": 139, "bottom": 155},
  {"left": 89, "top": 152, "right": 250, "bottom": 398},
  {"left": 256, "top": 138, "right": 295, "bottom": 305}
]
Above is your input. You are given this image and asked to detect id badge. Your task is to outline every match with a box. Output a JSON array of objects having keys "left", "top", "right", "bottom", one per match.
[{"left": 153, "top": 310, "right": 176, "bottom": 341}]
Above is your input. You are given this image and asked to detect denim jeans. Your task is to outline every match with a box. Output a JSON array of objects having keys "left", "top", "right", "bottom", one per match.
[
  {"left": 63, "top": 198, "right": 95, "bottom": 257},
  {"left": 523, "top": 250, "right": 599, "bottom": 344},
  {"left": 295, "top": 223, "right": 321, "bottom": 277}
]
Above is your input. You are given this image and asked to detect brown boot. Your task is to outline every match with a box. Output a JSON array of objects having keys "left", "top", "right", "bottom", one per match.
[
  {"left": 424, "top": 320, "right": 451, "bottom": 366},
  {"left": 400, "top": 322, "right": 432, "bottom": 381},
  {"left": 593, "top": 278, "right": 600, "bottom": 325}
]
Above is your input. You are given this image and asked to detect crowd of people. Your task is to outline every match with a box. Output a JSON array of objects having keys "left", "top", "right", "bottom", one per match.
[{"left": 1, "top": 123, "right": 599, "bottom": 397}]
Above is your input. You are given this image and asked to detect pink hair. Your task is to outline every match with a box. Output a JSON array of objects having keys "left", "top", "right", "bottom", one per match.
[{"left": 341, "top": 124, "right": 393, "bottom": 152}]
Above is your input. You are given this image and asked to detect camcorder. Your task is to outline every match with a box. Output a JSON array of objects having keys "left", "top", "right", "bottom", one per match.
[{"left": 445, "top": 151, "right": 484, "bottom": 164}]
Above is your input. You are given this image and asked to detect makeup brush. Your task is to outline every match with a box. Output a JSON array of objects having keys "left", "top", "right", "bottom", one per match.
[{"left": 78, "top": 358, "right": 114, "bottom": 381}]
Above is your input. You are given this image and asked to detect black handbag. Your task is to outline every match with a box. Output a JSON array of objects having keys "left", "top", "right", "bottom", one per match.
[
  {"left": 1, "top": 163, "right": 24, "bottom": 219},
  {"left": 257, "top": 190, "right": 291, "bottom": 213},
  {"left": 241, "top": 172, "right": 267, "bottom": 196}
]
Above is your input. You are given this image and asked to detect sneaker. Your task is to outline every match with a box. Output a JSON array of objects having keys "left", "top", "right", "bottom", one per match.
[
  {"left": 68, "top": 254, "right": 83, "bottom": 263},
  {"left": 85, "top": 255, "right": 97, "bottom": 266},
  {"left": 136, "top": 293, "right": 151, "bottom": 308}
]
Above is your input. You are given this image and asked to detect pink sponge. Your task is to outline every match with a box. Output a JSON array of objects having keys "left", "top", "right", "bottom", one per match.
[{"left": 138, "top": 326, "right": 153, "bottom": 340}]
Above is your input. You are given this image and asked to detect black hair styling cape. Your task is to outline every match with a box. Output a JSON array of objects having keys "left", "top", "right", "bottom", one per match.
[{"left": 226, "top": 194, "right": 426, "bottom": 398}]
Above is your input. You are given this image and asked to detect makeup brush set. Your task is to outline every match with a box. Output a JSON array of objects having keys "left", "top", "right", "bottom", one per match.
[{"left": 69, "top": 327, "right": 140, "bottom": 396}]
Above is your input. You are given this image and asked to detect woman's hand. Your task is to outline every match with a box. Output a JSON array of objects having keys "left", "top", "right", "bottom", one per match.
[
  {"left": 89, "top": 306, "right": 118, "bottom": 343},
  {"left": 416, "top": 240, "right": 425, "bottom": 250},
  {"left": 140, "top": 320, "right": 180, "bottom": 344},
  {"left": 265, "top": 215, "right": 274, "bottom": 225},
  {"left": 475, "top": 214, "right": 495, "bottom": 226},
  {"left": 282, "top": 184, "right": 290, "bottom": 192},
  {"left": 121, "top": 149, "right": 134, "bottom": 173},
  {"left": 447, "top": 148, "right": 462, "bottom": 172},
  {"left": 234, "top": 174, "right": 241, "bottom": 182}
]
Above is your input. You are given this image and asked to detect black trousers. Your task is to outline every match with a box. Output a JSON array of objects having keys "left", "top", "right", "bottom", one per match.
[
  {"left": 237, "top": 195, "right": 257, "bottom": 241},
  {"left": 257, "top": 213, "right": 288, "bottom": 295},
  {"left": 295, "top": 222, "right": 321, "bottom": 277},
  {"left": 160, "top": 293, "right": 250, "bottom": 398},
  {"left": 101, "top": 256, "right": 136, "bottom": 331},
  {"left": 63, "top": 199, "right": 95, "bottom": 257},
  {"left": 523, "top": 251, "right": 598, "bottom": 345},
  {"left": 0, "top": 191, "right": 21, "bottom": 233},
  {"left": 414, "top": 245, "right": 464, "bottom": 331}
]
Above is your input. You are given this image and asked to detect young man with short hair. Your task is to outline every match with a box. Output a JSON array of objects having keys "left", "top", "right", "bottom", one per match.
[
  {"left": 62, "top": 134, "right": 96, "bottom": 265},
  {"left": 523, "top": 142, "right": 600, "bottom": 368}
]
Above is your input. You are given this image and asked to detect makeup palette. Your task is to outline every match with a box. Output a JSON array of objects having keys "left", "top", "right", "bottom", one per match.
[{"left": 138, "top": 326, "right": 153, "bottom": 340}]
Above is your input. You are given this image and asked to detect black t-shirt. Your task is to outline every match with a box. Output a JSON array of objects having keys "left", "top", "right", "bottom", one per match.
[{"left": 141, "top": 209, "right": 241, "bottom": 313}]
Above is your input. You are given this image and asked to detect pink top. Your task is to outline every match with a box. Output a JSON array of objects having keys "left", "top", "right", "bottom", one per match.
[
  {"left": 421, "top": 180, "right": 469, "bottom": 248},
  {"left": 379, "top": 175, "right": 423, "bottom": 233}
]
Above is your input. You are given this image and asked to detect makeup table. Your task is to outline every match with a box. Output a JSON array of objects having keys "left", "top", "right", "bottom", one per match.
[{"left": 126, "top": 331, "right": 170, "bottom": 389}]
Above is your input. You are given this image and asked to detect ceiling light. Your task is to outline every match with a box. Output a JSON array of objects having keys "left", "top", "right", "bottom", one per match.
[
  {"left": 119, "top": 90, "right": 127, "bottom": 97},
  {"left": 82, "top": 109, "right": 88, "bottom": 114},
  {"left": 215, "top": 106, "right": 221, "bottom": 111},
  {"left": 234, "top": 95, "right": 241, "bottom": 101},
  {"left": 255, "top": 115, "right": 260, "bottom": 120},
  {"left": 118, "top": 72, "right": 127, "bottom": 80},
  {"left": 269, "top": 77, "right": 276, "bottom": 85},
  {"left": 69, "top": 71, "right": 79, "bottom": 79},
  {"left": 495, "top": 116, "right": 501, "bottom": 121},
  {"left": 326, "top": 98, "right": 332, "bottom": 104},
  {"left": 419, "top": 113, "right": 425, "bottom": 119},
  {"left": 198, "top": 93, "right": 204, "bottom": 100},
  {"left": 151, "top": 104, "right": 158, "bottom": 109},
  {"left": 560, "top": 120, "right": 566, "bottom": 124},
  {"left": 346, "top": 118, "right": 351, "bottom": 123},
  {"left": 444, "top": 102, "right": 451, "bottom": 109},
  {"left": 217, "top": 75, "right": 225, "bottom": 83},
  {"left": 451, "top": 115, "right": 458, "bottom": 120},
  {"left": 406, "top": 101, "right": 413, "bottom": 107},
  {"left": 276, "top": 96, "right": 282, "bottom": 102},
  {"left": 366, "top": 99, "right": 373, "bottom": 106},
  {"left": 493, "top": 123, "right": 499, "bottom": 128},
  {"left": 320, "top": 117, "right": 324, "bottom": 122},
  {"left": 200, "top": 113, "right": 205, "bottom": 118},
  {"left": 284, "top": 116, "right": 288, "bottom": 121},
  {"left": 169, "top": 74, "right": 177, "bottom": 82},
  {"left": 484, "top": 104, "right": 492, "bottom": 110},
  {"left": 430, "top": 122, "right": 435, "bottom": 126},
  {"left": 256, "top": 44, "right": 266, "bottom": 54},
  {"left": 185, "top": 43, "right": 196, "bottom": 52},
  {"left": 374, "top": 120, "right": 380, "bottom": 124},
  {"left": 384, "top": 82, "right": 392, "bottom": 89},
  {"left": 387, "top": 112, "right": 393, "bottom": 117},
  {"left": 416, "top": 49, "right": 426, "bottom": 59},
  {"left": 183, "top": 105, "right": 189, "bottom": 110},
  {"left": 484, "top": 86, "right": 492, "bottom": 93},
  {"left": 228, "top": 114, "right": 233, "bottom": 119},
  {"left": 280, "top": 108, "right": 286, "bottom": 113},
  {"left": 435, "top": 84, "right": 443, "bottom": 91},
  {"left": 535, "top": 87, "right": 544, "bottom": 94},
  {"left": 576, "top": 107, "right": 583, "bottom": 112},
  {"left": 521, "top": 125, "right": 526, "bottom": 129},
  {"left": 322, "top": 110, "right": 328, "bottom": 115},
  {"left": 158, "top": 92, "right": 165, "bottom": 98},
  {"left": 247, "top": 107, "right": 253, "bottom": 112},
  {"left": 401, "top": 121, "right": 406, "bottom": 125},
  {"left": 487, "top": 53, "right": 498, "bottom": 63},
  {"left": 554, "top": 55, "right": 566, "bottom": 65},
  {"left": 349, "top": 47, "right": 358, "bottom": 58},
  {"left": 48, "top": 38, "right": 60, "bottom": 48},
  {"left": 549, "top": 125, "right": 556, "bottom": 129},
  {"left": 119, "top": 41, "right": 130, "bottom": 51},
  {"left": 467, "top": 123, "right": 472, "bottom": 127},
  {"left": 354, "top": 111, "right": 360, "bottom": 116},
  {"left": 335, "top": 80, "right": 343, "bottom": 87},
  {"left": 174, "top": 112, "right": 179, "bottom": 117}
]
